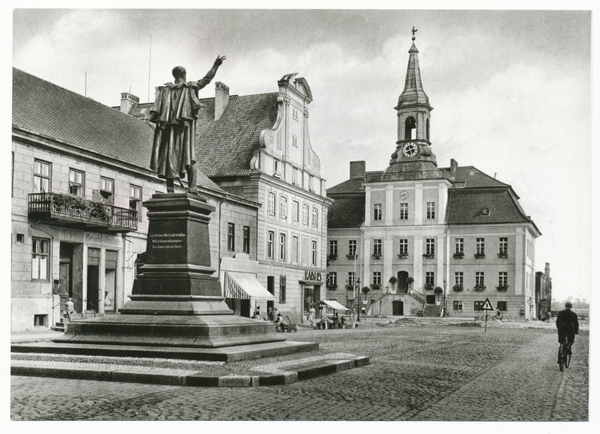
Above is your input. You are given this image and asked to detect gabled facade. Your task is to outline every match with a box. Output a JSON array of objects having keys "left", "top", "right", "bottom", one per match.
[
  {"left": 192, "top": 73, "right": 333, "bottom": 322},
  {"left": 11, "top": 68, "right": 260, "bottom": 331},
  {"left": 326, "top": 34, "right": 541, "bottom": 320}
]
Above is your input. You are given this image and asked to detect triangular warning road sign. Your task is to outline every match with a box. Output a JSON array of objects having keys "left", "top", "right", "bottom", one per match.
[{"left": 482, "top": 298, "right": 494, "bottom": 311}]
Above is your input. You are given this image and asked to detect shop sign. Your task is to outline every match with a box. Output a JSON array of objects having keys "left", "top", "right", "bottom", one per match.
[
  {"left": 304, "top": 270, "right": 322, "bottom": 282},
  {"left": 85, "top": 233, "right": 119, "bottom": 246}
]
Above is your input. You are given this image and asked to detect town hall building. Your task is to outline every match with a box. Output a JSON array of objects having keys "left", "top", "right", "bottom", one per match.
[{"left": 326, "top": 33, "right": 541, "bottom": 320}]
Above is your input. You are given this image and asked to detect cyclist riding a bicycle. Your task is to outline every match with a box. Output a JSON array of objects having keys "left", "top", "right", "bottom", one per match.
[{"left": 556, "top": 301, "right": 579, "bottom": 363}]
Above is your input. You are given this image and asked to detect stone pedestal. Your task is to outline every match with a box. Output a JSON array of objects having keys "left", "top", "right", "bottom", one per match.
[
  {"left": 54, "top": 193, "right": 295, "bottom": 355},
  {"left": 119, "top": 193, "right": 231, "bottom": 315}
]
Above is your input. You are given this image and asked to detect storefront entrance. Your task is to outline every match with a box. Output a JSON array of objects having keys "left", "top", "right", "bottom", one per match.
[
  {"left": 104, "top": 250, "right": 118, "bottom": 312},
  {"left": 87, "top": 248, "right": 100, "bottom": 312}
]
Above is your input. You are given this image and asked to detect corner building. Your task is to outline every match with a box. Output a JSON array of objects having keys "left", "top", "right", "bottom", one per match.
[
  {"left": 11, "top": 68, "right": 260, "bottom": 332},
  {"left": 326, "top": 35, "right": 541, "bottom": 320}
]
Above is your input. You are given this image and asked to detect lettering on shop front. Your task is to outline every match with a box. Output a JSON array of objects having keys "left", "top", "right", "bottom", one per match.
[
  {"left": 304, "top": 270, "right": 322, "bottom": 282},
  {"left": 85, "top": 233, "right": 119, "bottom": 245},
  {"left": 150, "top": 233, "right": 186, "bottom": 250}
]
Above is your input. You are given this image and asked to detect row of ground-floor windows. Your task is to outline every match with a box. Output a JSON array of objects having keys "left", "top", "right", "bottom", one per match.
[
  {"left": 328, "top": 271, "right": 510, "bottom": 289},
  {"left": 454, "top": 301, "right": 508, "bottom": 311}
]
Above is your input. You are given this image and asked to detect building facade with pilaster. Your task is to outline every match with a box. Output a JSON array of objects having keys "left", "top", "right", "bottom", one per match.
[
  {"left": 11, "top": 68, "right": 260, "bottom": 332},
  {"left": 326, "top": 34, "right": 541, "bottom": 320}
]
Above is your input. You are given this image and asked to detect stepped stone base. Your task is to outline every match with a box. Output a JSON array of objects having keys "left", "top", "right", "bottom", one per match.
[
  {"left": 12, "top": 340, "right": 318, "bottom": 363},
  {"left": 54, "top": 314, "right": 285, "bottom": 348}
]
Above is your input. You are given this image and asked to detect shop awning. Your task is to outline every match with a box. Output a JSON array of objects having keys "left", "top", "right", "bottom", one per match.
[
  {"left": 319, "top": 300, "right": 350, "bottom": 311},
  {"left": 225, "top": 272, "right": 275, "bottom": 300}
]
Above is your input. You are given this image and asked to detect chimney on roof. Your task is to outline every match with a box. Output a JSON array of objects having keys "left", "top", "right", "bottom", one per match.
[
  {"left": 545, "top": 262, "right": 551, "bottom": 278},
  {"left": 450, "top": 159, "right": 458, "bottom": 173},
  {"left": 350, "top": 161, "right": 366, "bottom": 178},
  {"left": 120, "top": 92, "right": 139, "bottom": 114},
  {"left": 215, "top": 82, "right": 230, "bottom": 121}
]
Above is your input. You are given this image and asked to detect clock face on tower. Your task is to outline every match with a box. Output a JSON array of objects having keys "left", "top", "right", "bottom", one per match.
[{"left": 403, "top": 143, "right": 418, "bottom": 157}]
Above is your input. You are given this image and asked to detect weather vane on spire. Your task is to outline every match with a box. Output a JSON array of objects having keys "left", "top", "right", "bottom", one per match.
[{"left": 412, "top": 26, "right": 418, "bottom": 41}]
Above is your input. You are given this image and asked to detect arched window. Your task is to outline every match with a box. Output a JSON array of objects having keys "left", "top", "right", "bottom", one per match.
[{"left": 404, "top": 116, "right": 417, "bottom": 140}]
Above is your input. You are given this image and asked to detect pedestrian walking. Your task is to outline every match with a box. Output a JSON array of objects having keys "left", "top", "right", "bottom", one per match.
[
  {"left": 65, "top": 297, "right": 74, "bottom": 321},
  {"left": 268, "top": 307, "right": 274, "bottom": 321},
  {"left": 350, "top": 308, "right": 356, "bottom": 329},
  {"left": 307, "top": 305, "right": 316, "bottom": 327},
  {"left": 254, "top": 305, "right": 262, "bottom": 320}
]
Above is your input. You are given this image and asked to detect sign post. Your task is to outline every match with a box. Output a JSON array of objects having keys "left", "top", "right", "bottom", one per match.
[{"left": 482, "top": 298, "right": 494, "bottom": 332}]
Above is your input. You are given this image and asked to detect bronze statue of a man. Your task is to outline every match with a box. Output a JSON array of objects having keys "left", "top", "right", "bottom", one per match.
[{"left": 149, "top": 55, "right": 226, "bottom": 193}]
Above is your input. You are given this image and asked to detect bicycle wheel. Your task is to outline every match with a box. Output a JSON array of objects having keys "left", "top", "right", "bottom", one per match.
[
  {"left": 558, "top": 344, "right": 565, "bottom": 371},
  {"left": 565, "top": 353, "right": 571, "bottom": 368},
  {"left": 501, "top": 315, "right": 508, "bottom": 322}
]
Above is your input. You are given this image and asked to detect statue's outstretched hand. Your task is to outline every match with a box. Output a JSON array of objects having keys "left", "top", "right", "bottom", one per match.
[{"left": 214, "top": 55, "right": 226, "bottom": 66}]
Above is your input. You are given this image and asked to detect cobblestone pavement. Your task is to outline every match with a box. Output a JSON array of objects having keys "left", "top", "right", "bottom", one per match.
[{"left": 11, "top": 323, "right": 589, "bottom": 421}]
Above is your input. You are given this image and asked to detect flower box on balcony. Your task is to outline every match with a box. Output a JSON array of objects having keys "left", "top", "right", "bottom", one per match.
[
  {"left": 424, "top": 283, "right": 434, "bottom": 291},
  {"left": 398, "top": 253, "right": 409, "bottom": 259},
  {"left": 473, "top": 285, "right": 486, "bottom": 292},
  {"left": 28, "top": 192, "right": 137, "bottom": 232},
  {"left": 496, "top": 285, "right": 509, "bottom": 292},
  {"left": 346, "top": 254, "right": 357, "bottom": 260},
  {"left": 497, "top": 252, "right": 508, "bottom": 259},
  {"left": 474, "top": 253, "right": 486, "bottom": 259},
  {"left": 327, "top": 285, "right": 338, "bottom": 291},
  {"left": 371, "top": 284, "right": 381, "bottom": 290},
  {"left": 422, "top": 253, "right": 435, "bottom": 259},
  {"left": 345, "top": 285, "right": 354, "bottom": 291},
  {"left": 328, "top": 254, "right": 338, "bottom": 261},
  {"left": 453, "top": 284, "right": 464, "bottom": 292},
  {"left": 453, "top": 252, "right": 464, "bottom": 259},
  {"left": 372, "top": 254, "right": 382, "bottom": 260}
]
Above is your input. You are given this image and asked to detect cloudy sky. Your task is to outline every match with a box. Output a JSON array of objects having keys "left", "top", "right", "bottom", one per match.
[{"left": 11, "top": 7, "right": 593, "bottom": 303}]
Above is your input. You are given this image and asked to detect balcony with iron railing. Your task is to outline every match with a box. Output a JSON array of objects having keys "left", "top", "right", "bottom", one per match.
[{"left": 28, "top": 192, "right": 138, "bottom": 233}]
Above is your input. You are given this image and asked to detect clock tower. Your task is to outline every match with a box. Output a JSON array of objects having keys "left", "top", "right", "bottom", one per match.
[{"left": 385, "top": 28, "right": 438, "bottom": 175}]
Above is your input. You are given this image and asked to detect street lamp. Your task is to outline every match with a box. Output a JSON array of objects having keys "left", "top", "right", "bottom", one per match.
[{"left": 356, "top": 278, "right": 361, "bottom": 321}]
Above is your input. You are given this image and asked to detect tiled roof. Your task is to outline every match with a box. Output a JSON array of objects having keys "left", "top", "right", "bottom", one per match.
[
  {"left": 326, "top": 176, "right": 365, "bottom": 194},
  {"left": 327, "top": 194, "right": 365, "bottom": 229},
  {"left": 441, "top": 165, "right": 510, "bottom": 189},
  {"left": 446, "top": 188, "right": 533, "bottom": 226},
  {"left": 13, "top": 68, "right": 225, "bottom": 193},
  {"left": 13, "top": 68, "right": 154, "bottom": 170},
  {"left": 194, "top": 93, "right": 280, "bottom": 177},
  {"left": 326, "top": 163, "right": 536, "bottom": 230}
]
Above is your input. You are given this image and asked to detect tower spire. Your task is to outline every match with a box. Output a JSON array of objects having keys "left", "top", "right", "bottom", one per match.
[
  {"left": 396, "top": 27, "right": 430, "bottom": 110},
  {"left": 384, "top": 29, "right": 438, "bottom": 176}
]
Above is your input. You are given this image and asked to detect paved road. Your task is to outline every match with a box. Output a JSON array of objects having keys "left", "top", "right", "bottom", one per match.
[{"left": 11, "top": 324, "right": 589, "bottom": 421}]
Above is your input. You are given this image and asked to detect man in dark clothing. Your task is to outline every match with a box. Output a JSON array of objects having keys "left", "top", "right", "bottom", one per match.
[{"left": 556, "top": 301, "right": 579, "bottom": 362}]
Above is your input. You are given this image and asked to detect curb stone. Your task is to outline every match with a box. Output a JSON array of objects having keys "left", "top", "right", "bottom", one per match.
[{"left": 11, "top": 356, "right": 369, "bottom": 388}]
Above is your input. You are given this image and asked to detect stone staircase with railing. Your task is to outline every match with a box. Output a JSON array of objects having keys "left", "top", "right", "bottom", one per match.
[{"left": 422, "top": 304, "right": 443, "bottom": 317}]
